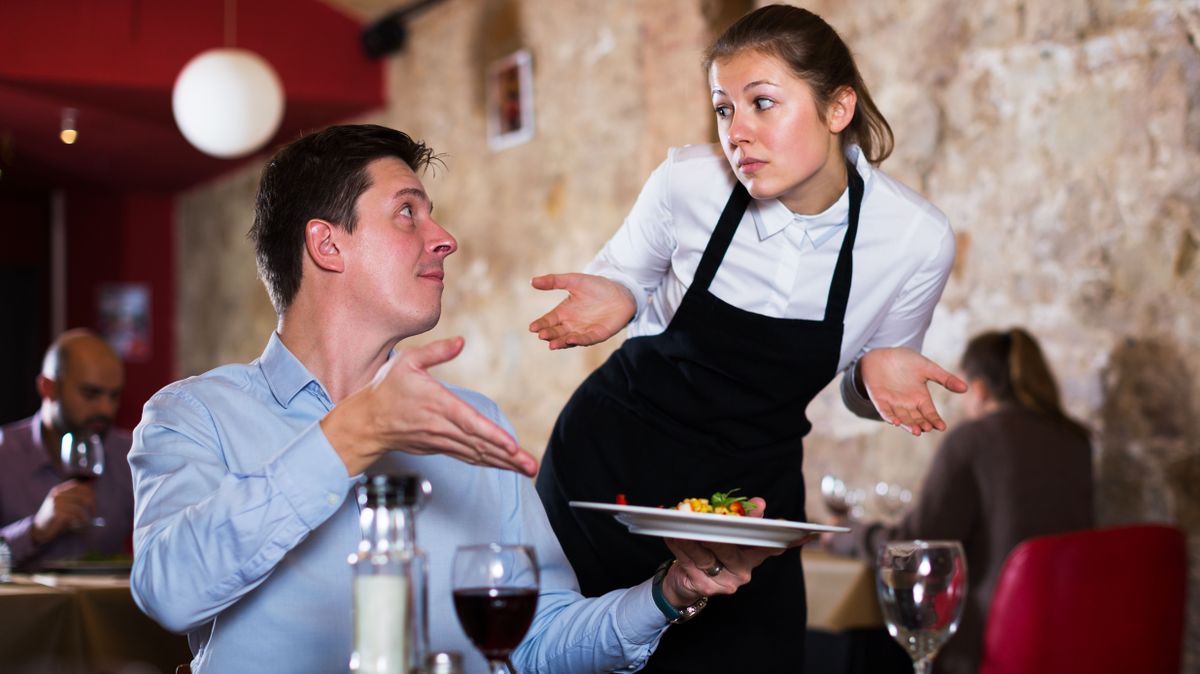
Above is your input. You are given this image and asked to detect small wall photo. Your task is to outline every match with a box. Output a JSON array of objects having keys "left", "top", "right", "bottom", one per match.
[{"left": 486, "top": 49, "right": 535, "bottom": 151}]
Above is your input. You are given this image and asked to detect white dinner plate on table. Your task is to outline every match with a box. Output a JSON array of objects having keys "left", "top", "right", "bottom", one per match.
[{"left": 569, "top": 501, "right": 849, "bottom": 548}]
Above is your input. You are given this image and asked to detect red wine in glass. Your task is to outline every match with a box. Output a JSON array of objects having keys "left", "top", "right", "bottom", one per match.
[
  {"left": 60, "top": 433, "right": 107, "bottom": 527},
  {"left": 452, "top": 587, "right": 538, "bottom": 659},
  {"left": 452, "top": 544, "right": 539, "bottom": 674}
]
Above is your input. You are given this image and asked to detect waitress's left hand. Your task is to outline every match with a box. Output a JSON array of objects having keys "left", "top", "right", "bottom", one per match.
[
  {"left": 859, "top": 347, "right": 968, "bottom": 436},
  {"left": 660, "top": 498, "right": 795, "bottom": 606},
  {"left": 529, "top": 273, "right": 636, "bottom": 349}
]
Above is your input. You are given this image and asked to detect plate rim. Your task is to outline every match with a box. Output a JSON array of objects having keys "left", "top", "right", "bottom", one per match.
[{"left": 568, "top": 500, "right": 850, "bottom": 533}]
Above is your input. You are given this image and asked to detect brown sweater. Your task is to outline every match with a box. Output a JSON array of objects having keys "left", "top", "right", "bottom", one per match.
[{"left": 842, "top": 406, "right": 1094, "bottom": 674}]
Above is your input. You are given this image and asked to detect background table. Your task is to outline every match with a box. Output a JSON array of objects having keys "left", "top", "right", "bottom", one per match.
[
  {"left": 803, "top": 549, "right": 912, "bottom": 674},
  {"left": 0, "top": 574, "right": 191, "bottom": 674}
]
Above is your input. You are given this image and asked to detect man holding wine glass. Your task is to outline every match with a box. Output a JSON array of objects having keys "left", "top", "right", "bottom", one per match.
[
  {"left": 128, "top": 124, "right": 787, "bottom": 674},
  {"left": 0, "top": 329, "right": 134, "bottom": 569}
]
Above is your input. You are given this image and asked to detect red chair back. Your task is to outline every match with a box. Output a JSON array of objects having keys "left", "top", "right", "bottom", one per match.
[{"left": 978, "top": 524, "right": 1186, "bottom": 674}]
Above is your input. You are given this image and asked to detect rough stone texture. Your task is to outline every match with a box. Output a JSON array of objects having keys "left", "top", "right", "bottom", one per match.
[
  {"left": 175, "top": 168, "right": 277, "bottom": 375},
  {"left": 177, "top": 0, "right": 1200, "bottom": 668}
]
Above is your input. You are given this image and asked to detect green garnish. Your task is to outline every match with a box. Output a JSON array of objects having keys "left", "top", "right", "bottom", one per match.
[{"left": 710, "top": 488, "right": 757, "bottom": 513}]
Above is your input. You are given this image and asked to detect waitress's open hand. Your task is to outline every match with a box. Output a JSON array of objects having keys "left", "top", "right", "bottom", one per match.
[
  {"left": 860, "top": 347, "right": 968, "bottom": 436},
  {"left": 529, "top": 273, "right": 636, "bottom": 349}
]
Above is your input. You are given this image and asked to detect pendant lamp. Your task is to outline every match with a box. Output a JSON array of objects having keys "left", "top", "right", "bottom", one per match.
[{"left": 171, "top": 0, "right": 284, "bottom": 159}]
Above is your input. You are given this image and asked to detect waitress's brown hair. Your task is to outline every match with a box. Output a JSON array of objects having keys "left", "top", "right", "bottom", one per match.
[
  {"left": 961, "top": 328, "right": 1087, "bottom": 435},
  {"left": 703, "top": 4, "right": 894, "bottom": 164}
]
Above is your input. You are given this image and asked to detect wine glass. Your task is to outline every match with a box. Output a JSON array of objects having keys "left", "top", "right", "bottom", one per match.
[
  {"left": 821, "top": 474, "right": 866, "bottom": 520},
  {"left": 452, "top": 544, "right": 539, "bottom": 674},
  {"left": 60, "top": 432, "right": 107, "bottom": 527},
  {"left": 874, "top": 481, "right": 914, "bottom": 520},
  {"left": 876, "top": 540, "right": 967, "bottom": 674}
]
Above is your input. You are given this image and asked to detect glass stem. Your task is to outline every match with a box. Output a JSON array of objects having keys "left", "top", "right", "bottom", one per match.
[
  {"left": 913, "top": 657, "right": 932, "bottom": 674},
  {"left": 489, "top": 658, "right": 515, "bottom": 674}
]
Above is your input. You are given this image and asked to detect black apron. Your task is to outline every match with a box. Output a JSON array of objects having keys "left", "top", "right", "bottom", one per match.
[{"left": 537, "top": 163, "right": 864, "bottom": 673}]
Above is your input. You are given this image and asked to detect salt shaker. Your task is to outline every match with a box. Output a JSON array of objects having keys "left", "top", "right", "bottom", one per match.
[{"left": 348, "top": 474, "right": 430, "bottom": 674}]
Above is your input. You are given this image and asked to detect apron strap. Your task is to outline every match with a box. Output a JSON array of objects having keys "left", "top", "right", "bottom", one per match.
[
  {"left": 822, "top": 161, "right": 864, "bottom": 324},
  {"left": 690, "top": 181, "right": 752, "bottom": 292},
  {"left": 689, "top": 160, "right": 864, "bottom": 324}
]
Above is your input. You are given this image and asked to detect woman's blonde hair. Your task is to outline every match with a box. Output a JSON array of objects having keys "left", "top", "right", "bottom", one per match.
[{"left": 703, "top": 4, "right": 894, "bottom": 164}]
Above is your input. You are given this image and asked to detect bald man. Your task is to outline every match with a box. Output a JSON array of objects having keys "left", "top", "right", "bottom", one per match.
[{"left": 0, "top": 329, "right": 134, "bottom": 569}]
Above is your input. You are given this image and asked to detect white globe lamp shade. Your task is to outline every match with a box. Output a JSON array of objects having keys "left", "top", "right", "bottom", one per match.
[{"left": 172, "top": 48, "right": 285, "bottom": 159}]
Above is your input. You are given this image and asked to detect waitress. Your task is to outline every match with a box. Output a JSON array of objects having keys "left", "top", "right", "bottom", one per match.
[{"left": 531, "top": 5, "right": 965, "bottom": 672}]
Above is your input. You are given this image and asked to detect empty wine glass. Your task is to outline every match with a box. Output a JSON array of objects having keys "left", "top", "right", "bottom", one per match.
[
  {"left": 60, "top": 432, "right": 106, "bottom": 527},
  {"left": 876, "top": 540, "right": 967, "bottom": 674},
  {"left": 821, "top": 474, "right": 866, "bottom": 520},
  {"left": 452, "top": 544, "right": 539, "bottom": 674},
  {"left": 874, "top": 481, "right": 914, "bottom": 520}
]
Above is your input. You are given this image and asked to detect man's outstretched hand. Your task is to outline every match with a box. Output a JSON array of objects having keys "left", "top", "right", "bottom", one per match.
[{"left": 323, "top": 337, "right": 538, "bottom": 477}]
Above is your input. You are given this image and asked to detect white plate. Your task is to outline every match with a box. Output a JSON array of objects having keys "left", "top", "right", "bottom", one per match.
[{"left": 569, "top": 501, "right": 849, "bottom": 549}]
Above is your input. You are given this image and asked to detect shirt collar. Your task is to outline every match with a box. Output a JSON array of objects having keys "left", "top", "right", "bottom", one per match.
[
  {"left": 259, "top": 332, "right": 325, "bottom": 409},
  {"left": 749, "top": 144, "right": 874, "bottom": 246}
]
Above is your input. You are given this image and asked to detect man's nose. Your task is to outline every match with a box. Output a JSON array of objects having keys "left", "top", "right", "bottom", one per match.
[
  {"left": 96, "top": 395, "right": 119, "bottom": 418},
  {"left": 428, "top": 220, "right": 457, "bottom": 256}
]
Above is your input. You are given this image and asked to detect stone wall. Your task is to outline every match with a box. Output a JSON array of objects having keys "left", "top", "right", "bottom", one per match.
[{"left": 177, "top": 0, "right": 1199, "bottom": 668}]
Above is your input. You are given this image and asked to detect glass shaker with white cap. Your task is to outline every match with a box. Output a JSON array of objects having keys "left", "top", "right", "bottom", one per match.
[{"left": 349, "top": 473, "right": 431, "bottom": 674}]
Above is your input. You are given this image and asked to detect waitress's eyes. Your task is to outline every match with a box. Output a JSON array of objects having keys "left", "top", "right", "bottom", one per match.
[
  {"left": 713, "top": 97, "right": 775, "bottom": 118},
  {"left": 398, "top": 204, "right": 413, "bottom": 218}
]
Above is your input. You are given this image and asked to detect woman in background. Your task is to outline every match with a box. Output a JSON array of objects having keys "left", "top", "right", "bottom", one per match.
[{"left": 827, "top": 328, "right": 1094, "bottom": 674}]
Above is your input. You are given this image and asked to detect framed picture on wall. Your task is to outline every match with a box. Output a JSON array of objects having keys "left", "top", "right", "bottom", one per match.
[
  {"left": 98, "top": 283, "right": 151, "bottom": 362},
  {"left": 486, "top": 48, "right": 535, "bottom": 151}
]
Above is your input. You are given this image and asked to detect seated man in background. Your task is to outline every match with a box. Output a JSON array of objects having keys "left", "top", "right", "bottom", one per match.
[
  {"left": 0, "top": 329, "right": 133, "bottom": 569},
  {"left": 129, "top": 124, "right": 783, "bottom": 674},
  {"left": 824, "top": 327, "right": 1094, "bottom": 674}
]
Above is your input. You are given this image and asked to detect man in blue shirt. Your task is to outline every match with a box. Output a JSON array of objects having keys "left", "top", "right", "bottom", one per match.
[{"left": 128, "top": 124, "right": 784, "bottom": 674}]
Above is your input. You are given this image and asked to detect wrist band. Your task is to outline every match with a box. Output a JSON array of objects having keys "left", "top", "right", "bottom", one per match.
[{"left": 651, "top": 559, "right": 708, "bottom": 624}]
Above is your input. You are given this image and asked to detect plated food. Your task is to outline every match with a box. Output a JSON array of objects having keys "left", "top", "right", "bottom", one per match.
[
  {"left": 570, "top": 500, "right": 848, "bottom": 548},
  {"left": 674, "top": 489, "right": 756, "bottom": 516}
]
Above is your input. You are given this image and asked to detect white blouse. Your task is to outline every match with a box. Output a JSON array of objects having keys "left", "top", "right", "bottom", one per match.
[{"left": 585, "top": 143, "right": 955, "bottom": 378}]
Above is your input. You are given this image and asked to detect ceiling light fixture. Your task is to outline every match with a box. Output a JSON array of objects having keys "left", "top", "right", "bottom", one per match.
[
  {"left": 361, "top": 0, "right": 447, "bottom": 59},
  {"left": 60, "top": 108, "right": 78, "bottom": 145},
  {"left": 171, "top": 0, "right": 284, "bottom": 159}
]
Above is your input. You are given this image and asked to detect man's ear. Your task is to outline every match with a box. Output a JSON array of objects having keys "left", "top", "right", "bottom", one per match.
[
  {"left": 305, "top": 219, "right": 344, "bottom": 273},
  {"left": 827, "top": 86, "right": 858, "bottom": 134},
  {"left": 36, "top": 374, "right": 57, "bottom": 401}
]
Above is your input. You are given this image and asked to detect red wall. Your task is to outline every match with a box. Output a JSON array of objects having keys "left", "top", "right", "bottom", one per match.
[{"left": 64, "top": 191, "right": 175, "bottom": 431}]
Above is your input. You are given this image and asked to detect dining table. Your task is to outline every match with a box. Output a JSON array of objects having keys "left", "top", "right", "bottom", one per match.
[
  {"left": 0, "top": 550, "right": 911, "bottom": 673},
  {"left": 0, "top": 572, "right": 192, "bottom": 674},
  {"left": 802, "top": 548, "right": 912, "bottom": 674}
]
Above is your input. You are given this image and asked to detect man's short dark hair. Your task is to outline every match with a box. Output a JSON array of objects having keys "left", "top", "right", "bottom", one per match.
[{"left": 249, "top": 124, "right": 437, "bottom": 314}]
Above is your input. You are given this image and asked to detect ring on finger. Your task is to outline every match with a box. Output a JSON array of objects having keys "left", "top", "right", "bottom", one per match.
[{"left": 702, "top": 560, "right": 724, "bottom": 577}]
